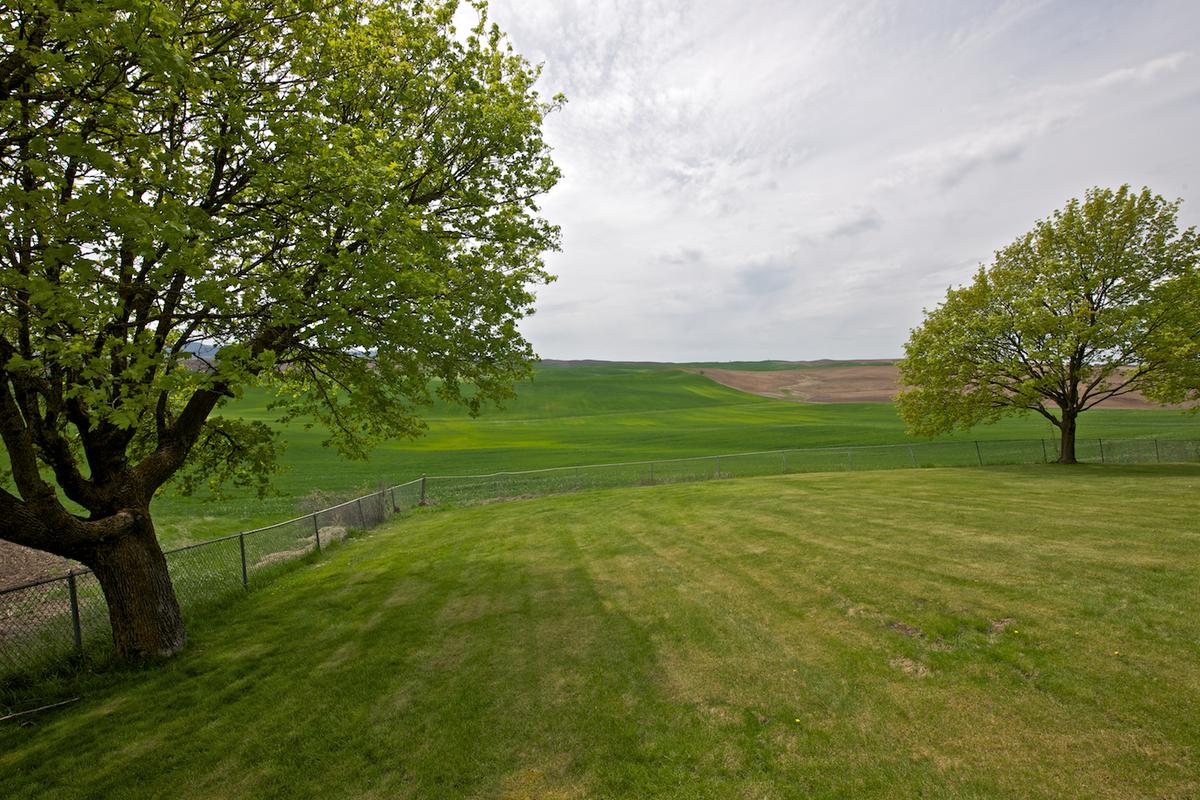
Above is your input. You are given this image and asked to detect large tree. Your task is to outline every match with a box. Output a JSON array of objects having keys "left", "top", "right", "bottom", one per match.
[
  {"left": 0, "top": 0, "right": 561, "bottom": 657},
  {"left": 898, "top": 186, "right": 1200, "bottom": 463}
]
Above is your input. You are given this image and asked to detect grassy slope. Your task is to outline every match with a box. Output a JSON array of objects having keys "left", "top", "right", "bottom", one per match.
[
  {"left": 150, "top": 363, "right": 1200, "bottom": 545},
  {"left": 5, "top": 465, "right": 1198, "bottom": 799}
]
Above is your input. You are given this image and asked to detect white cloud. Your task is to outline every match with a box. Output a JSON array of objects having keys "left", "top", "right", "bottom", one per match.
[
  {"left": 485, "top": 0, "right": 1200, "bottom": 360},
  {"left": 1092, "top": 51, "right": 1190, "bottom": 90}
]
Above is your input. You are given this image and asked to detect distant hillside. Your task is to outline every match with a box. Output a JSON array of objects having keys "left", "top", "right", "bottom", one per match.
[
  {"left": 539, "top": 358, "right": 898, "bottom": 371},
  {"left": 182, "top": 343, "right": 221, "bottom": 359}
]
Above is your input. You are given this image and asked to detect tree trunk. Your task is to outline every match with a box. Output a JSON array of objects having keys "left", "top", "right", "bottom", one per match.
[
  {"left": 1058, "top": 412, "right": 1078, "bottom": 464},
  {"left": 88, "top": 512, "right": 186, "bottom": 659}
]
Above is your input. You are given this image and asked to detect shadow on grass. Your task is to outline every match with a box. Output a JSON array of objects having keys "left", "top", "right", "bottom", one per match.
[{"left": 0, "top": 525, "right": 705, "bottom": 799}]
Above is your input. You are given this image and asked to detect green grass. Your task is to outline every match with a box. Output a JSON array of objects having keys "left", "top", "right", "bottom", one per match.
[
  {"left": 5, "top": 465, "right": 1198, "bottom": 798},
  {"left": 150, "top": 363, "right": 1200, "bottom": 545}
]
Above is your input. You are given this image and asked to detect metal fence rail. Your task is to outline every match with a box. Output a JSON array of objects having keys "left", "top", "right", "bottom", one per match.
[
  {"left": 2, "top": 437, "right": 1197, "bottom": 679},
  {"left": 417, "top": 437, "right": 1200, "bottom": 505}
]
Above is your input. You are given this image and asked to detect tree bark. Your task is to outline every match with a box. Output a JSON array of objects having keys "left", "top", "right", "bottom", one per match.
[
  {"left": 1058, "top": 411, "right": 1078, "bottom": 465},
  {"left": 87, "top": 512, "right": 186, "bottom": 659}
]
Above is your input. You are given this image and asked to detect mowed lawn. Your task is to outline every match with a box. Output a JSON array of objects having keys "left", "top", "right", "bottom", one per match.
[
  {"left": 5, "top": 465, "right": 1198, "bottom": 799},
  {"left": 149, "top": 363, "right": 1200, "bottom": 545}
]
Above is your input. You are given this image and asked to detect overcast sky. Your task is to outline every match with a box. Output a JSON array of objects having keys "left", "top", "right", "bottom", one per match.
[{"left": 477, "top": 0, "right": 1200, "bottom": 361}]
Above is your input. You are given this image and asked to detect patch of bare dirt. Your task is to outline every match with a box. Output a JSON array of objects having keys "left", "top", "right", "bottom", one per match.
[
  {"left": 889, "top": 620, "right": 924, "bottom": 638},
  {"left": 988, "top": 618, "right": 1017, "bottom": 643},
  {"left": 254, "top": 545, "right": 312, "bottom": 569},
  {"left": 688, "top": 365, "right": 1189, "bottom": 408},
  {"left": 0, "top": 540, "right": 71, "bottom": 588},
  {"left": 890, "top": 655, "right": 931, "bottom": 677},
  {"left": 252, "top": 526, "right": 345, "bottom": 570}
]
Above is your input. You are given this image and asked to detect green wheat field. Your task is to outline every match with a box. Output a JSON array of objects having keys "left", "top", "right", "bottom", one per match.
[{"left": 151, "top": 363, "right": 1199, "bottom": 546}]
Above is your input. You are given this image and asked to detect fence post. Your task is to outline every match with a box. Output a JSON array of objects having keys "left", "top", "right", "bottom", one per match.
[
  {"left": 907, "top": 445, "right": 917, "bottom": 467},
  {"left": 389, "top": 486, "right": 397, "bottom": 512},
  {"left": 312, "top": 514, "right": 321, "bottom": 553},
  {"left": 1098, "top": 438, "right": 1105, "bottom": 464},
  {"left": 715, "top": 455, "right": 720, "bottom": 478},
  {"left": 975, "top": 441, "right": 983, "bottom": 466},
  {"left": 1041, "top": 439, "right": 1048, "bottom": 463},
  {"left": 356, "top": 497, "right": 366, "bottom": 528},
  {"left": 66, "top": 571, "right": 83, "bottom": 655},
  {"left": 419, "top": 475, "right": 427, "bottom": 505},
  {"left": 1154, "top": 438, "right": 1161, "bottom": 463},
  {"left": 238, "top": 533, "right": 248, "bottom": 587}
]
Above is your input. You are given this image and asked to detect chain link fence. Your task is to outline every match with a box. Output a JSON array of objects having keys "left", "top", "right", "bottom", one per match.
[
  {"left": 416, "top": 437, "right": 1200, "bottom": 505},
  {"left": 2, "top": 437, "right": 1197, "bottom": 680},
  {"left": 0, "top": 479, "right": 421, "bottom": 680}
]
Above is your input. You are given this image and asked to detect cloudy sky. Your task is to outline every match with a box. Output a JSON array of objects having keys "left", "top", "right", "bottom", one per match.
[{"left": 477, "top": 0, "right": 1200, "bottom": 361}]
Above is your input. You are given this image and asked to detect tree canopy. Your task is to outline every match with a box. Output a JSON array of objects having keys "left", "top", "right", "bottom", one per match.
[
  {"left": 897, "top": 185, "right": 1200, "bottom": 463},
  {"left": 0, "top": 0, "right": 561, "bottom": 656}
]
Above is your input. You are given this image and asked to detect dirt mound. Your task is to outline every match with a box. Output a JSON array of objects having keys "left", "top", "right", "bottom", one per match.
[
  {"left": 0, "top": 540, "right": 70, "bottom": 587},
  {"left": 689, "top": 365, "right": 1187, "bottom": 408}
]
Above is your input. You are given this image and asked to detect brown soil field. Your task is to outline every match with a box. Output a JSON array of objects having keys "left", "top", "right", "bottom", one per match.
[{"left": 688, "top": 364, "right": 1187, "bottom": 409}]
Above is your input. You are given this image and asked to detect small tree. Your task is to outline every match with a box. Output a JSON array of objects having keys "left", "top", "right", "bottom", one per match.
[
  {"left": 0, "top": 0, "right": 561, "bottom": 657},
  {"left": 898, "top": 186, "right": 1200, "bottom": 463}
]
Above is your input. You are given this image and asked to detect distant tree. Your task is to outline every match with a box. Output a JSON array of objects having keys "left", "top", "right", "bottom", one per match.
[
  {"left": 898, "top": 186, "right": 1200, "bottom": 463},
  {"left": 0, "top": 0, "right": 561, "bottom": 658}
]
